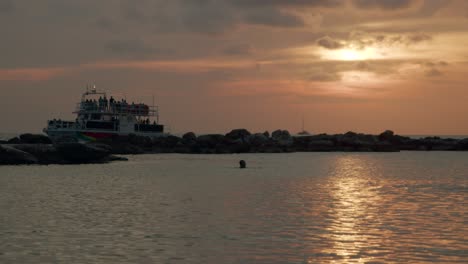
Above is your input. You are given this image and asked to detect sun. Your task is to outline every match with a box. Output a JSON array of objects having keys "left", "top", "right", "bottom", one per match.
[
  {"left": 320, "top": 47, "right": 383, "bottom": 61},
  {"left": 339, "top": 49, "right": 363, "bottom": 61}
]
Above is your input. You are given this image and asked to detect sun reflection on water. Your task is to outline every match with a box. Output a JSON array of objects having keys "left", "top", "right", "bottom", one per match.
[{"left": 317, "top": 155, "right": 386, "bottom": 263}]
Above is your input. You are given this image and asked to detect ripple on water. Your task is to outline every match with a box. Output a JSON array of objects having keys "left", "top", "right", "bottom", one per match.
[{"left": 0, "top": 152, "right": 467, "bottom": 263}]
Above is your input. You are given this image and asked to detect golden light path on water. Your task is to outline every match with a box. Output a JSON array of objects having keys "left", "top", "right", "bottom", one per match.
[{"left": 315, "top": 156, "right": 386, "bottom": 263}]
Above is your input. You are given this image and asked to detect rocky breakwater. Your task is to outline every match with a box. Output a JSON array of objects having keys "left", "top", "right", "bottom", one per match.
[
  {"left": 0, "top": 134, "right": 126, "bottom": 165},
  {"left": 1, "top": 130, "right": 467, "bottom": 165},
  {"left": 94, "top": 129, "right": 468, "bottom": 154}
]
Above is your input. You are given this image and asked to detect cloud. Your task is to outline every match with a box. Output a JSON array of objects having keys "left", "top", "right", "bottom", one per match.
[
  {"left": 355, "top": 61, "right": 372, "bottom": 71},
  {"left": 351, "top": 0, "right": 420, "bottom": 10},
  {"left": 309, "top": 71, "right": 341, "bottom": 82},
  {"left": 243, "top": 7, "right": 304, "bottom": 27},
  {"left": 420, "top": 60, "right": 449, "bottom": 77},
  {"left": 179, "top": 0, "right": 238, "bottom": 34},
  {"left": 0, "top": 67, "right": 68, "bottom": 81},
  {"left": 317, "top": 36, "right": 344, "bottom": 49},
  {"left": 407, "top": 33, "right": 431, "bottom": 43},
  {"left": 223, "top": 43, "right": 254, "bottom": 56},
  {"left": 425, "top": 68, "right": 443, "bottom": 77},
  {"left": 0, "top": 0, "right": 13, "bottom": 14},
  {"left": 347, "top": 31, "right": 432, "bottom": 49},
  {"left": 105, "top": 39, "right": 172, "bottom": 58},
  {"left": 230, "top": 0, "right": 342, "bottom": 8}
]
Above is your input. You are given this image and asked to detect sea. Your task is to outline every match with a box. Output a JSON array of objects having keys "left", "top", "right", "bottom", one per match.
[{"left": 0, "top": 152, "right": 466, "bottom": 263}]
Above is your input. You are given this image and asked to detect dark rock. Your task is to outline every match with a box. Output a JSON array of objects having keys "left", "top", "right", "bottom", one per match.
[
  {"left": 182, "top": 132, "right": 197, "bottom": 141},
  {"left": 0, "top": 145, "right": 38, "bottom": 165},
  {"left": 337, "top": 132, "right": 377, "bottom": 148},
  {"left": 456, "top": 138, "right": 468, "bottom": 150},
  {"left": 155, "top": 135, "right": 181, "bottom": 149},
  {"left": 248, "top": 133, "right": 269, "bottom": 147},
  {"left": 56, "top": 143, "right": 111, "bottom": 164},
  {"left": 263, "top": 131, "right": 270, "bottom": 138},
  {"left": 272, "top": 130, "right": 292, "bottom": 146},
  {"left": 128, "top": 134, "right": 152, "bottom": 147},
  {"left": 13, "top": 144, "right": 64, "bottom": 164},
  {"left": 378, "top": 130, "right": 394, "bottom": 141},
  {"left": 7, "top": 137, "right": 21, "bottom": 144},
  {"left": 108, "top": 155, "right": 129, "bottom": 162},
  {"left": 19, "top": 133, "right": 52, "bottom": 144},
  {"left": 272, "top": 130, "right": 290, "bottom": 140},
  {"left": 225, "top": 129, "right": 251, "bottom": 141},
  {"left": 109, "top": 143, "right": 144, "bottom": 155},
  {"left": 307, "top": 140, "right": 336, "bottom": 151},
  {"left": 197, "top": 134, "right": 225, "bottom": 148}
]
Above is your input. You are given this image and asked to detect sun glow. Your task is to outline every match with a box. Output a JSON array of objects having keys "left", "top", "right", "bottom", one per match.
[
  {"left": 321, "top": 47, "right": 384, "bottom": 61},
  {"left": 339, "top": 49, "right": 363, "bottom": 61}
]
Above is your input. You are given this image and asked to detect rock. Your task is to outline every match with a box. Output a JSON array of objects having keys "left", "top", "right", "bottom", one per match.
[
  {"left": 272, "top": 129, "right": 290, "bottom": 140},
  {"left": 7, "top": 137, "right": 21, "bottom": 144},
  {"left": 272, "top": 130, "right": 292, "bottom": 146},
  {"left": 457, "top": 138, "right": 468, "bottom": 150},
  {"left": 248, "top": 133, "right": 269, "bottom": 147},
  {"left": 56, "top": 143, "right": 111, "bottom": 164},
  {"left": 182, "top": 132, "right": 197, "bottom": 141},
  {"left": 378, "top": 130, "right": 395, "bottom": 142},
  {"left": 197, "top": 134, "right": 225, "bottom": 148},
  {"left": 307, "top": 140, "right": 335, "bottom": 151},
  {"left": 225, "top": 129, "right": 251, "bottom": 140},
  {"left": 108, "top": 155, "right": 129, "bottom": 162},
  {"left": 13, "top": 144, "right": 64, "bottom": 164},
  {"left": 128, "top": 134, "right": 152, "bottom": 147},
  {"left": 337, "top": 132, "right": 377, "bottom": 148},
  {"left": 0, "top": 145, "right": 38, "bottom": 165},
  {"left": 263, "top": 131, "right": 270, "bottom": 138},
  {"left": 19, "top": 133, "right": 52, "bottom": 144},
  {"left": 109, "top": 143, "right": 144, "bottom": 155}
]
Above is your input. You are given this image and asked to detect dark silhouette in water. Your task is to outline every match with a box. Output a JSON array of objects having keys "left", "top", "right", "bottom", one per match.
[{"left": 239, "top": 160, "right": 246, "bottom": 169}]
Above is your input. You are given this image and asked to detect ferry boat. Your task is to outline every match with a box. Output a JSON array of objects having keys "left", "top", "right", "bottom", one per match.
[{"left": 43, "top": 86, "right": 166, "bottom": 142}]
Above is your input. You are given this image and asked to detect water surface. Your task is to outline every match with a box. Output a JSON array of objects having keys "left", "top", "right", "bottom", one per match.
[{"left": 1, "top": 152, "right": 467, "bottom": 263}]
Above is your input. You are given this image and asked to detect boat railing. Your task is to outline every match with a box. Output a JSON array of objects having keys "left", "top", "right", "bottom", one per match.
[{"left": 74, "top": 102, "right": 158, "bottom": 117}]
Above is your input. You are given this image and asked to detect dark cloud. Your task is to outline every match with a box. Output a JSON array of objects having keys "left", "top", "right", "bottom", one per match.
[
  {"left": 407, "top": 33, "right": 431, "bottom": 43},
  {"left": 180, "top": 2, "right": 237, "bottom": 34},
  {"left": 355, "top": 61, "right": 372, "bottom": 71},
  {"left": 309, "top": 71, "right": 341, "bottom": 82},
  {"left": 351, "top": 0, "right": 419, "bottom": 10},
  {"left": 425, "top": 68, "right": 443, "bottom": 77},
  {"left": 0, "top": 0, "right": 13, "bottom": 14},
  {"left": 316, "top": 36, "right": 344, "bottom": 49},
  {"left": 105, "top": 39, "right": 172, "bottom": 58},
  {"left": 223, "top": 44, "right": 254, "bottom": 56},
  {"left": 348, "top": 31, "right": 432, "bottom": 48},
  {"left": 230, "top": 0, "right": 342, "bottom": 8},
  {"left": 243, "top": 7, "right": 304, "bottom": 27}
]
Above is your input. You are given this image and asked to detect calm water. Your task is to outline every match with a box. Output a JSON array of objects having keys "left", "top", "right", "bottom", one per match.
[{"left": 0, "top": 152, "right": 467, "bottom": 263}]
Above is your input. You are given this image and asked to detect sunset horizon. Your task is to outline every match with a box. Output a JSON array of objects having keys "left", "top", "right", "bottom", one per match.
[{"left": 1, "top": 0, "right": 468, "bottom": 135}]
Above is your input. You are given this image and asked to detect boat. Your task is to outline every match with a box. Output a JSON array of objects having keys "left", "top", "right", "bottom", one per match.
[
  {"left": 43, "top": 86, "right": 166, "bottom": 142},
  {"left": 297, "top": 116, "right": 311, "bottom": 136}
]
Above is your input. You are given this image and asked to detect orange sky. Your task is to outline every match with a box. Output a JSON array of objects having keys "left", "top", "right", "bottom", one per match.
[{"left": 1, "top": 0, "right": 467, "bottom": 135}]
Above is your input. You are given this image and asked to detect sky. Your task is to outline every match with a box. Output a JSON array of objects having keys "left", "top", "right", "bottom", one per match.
[{"left": 1, "top": 0, "right": 468, "bottom": 135}]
